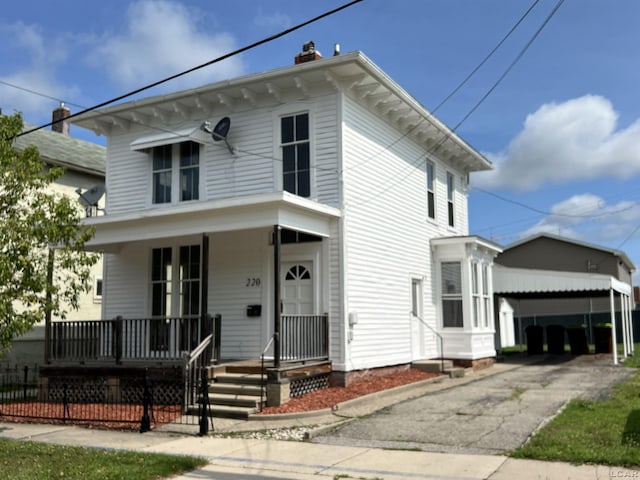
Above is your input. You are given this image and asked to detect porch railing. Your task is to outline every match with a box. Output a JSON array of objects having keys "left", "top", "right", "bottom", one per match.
[
  {"left": 280, "top": 314, "right": 329, "bottom": 363},
  {"left": 48, "top": 314, "right": 221, "bottom": 365}
]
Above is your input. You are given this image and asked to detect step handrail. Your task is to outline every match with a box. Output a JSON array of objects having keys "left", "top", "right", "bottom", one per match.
[
  {"left": 416, "top": 315, "right": 445, "bottom": 373},
  {"left": 183, "top": 333, "right": 213, "bottom": 412},
  {"left": 259, "top": 334, "right": 276, "bottom": 412}
]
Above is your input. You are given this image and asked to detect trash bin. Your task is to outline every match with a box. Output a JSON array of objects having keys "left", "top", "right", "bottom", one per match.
[
  {"left": 594, "top": 323, "right": 613, "bottom": 354},
  {"left": 546, "top": 324, "right": 565, "bottom": 354},
  {"left": 566, "top": 326, "right": 589, "bottom": 355},
  {"left": 526, "top": 325, "right": 544, "bottom": 355}
]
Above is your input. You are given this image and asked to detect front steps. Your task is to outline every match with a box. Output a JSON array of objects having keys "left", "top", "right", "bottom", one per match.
[
  {"left": 412, "top": 359, "right": 465, "bottom": 378},
  {"left": 207, "top": 372, "right": 264, "bottom": 419}
]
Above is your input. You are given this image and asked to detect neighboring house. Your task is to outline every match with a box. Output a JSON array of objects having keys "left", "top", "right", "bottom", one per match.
[
  {"left": 493, "top": 233, "right": 635, "bottom": 363},
  {"left": 2, "top": 106, "right": 106, "bottom": 366},
  {"left": 69, "top": 44, "right": 502, "bottom": 405}
]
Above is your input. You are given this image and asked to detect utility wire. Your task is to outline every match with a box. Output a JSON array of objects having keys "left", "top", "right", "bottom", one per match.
[
  {"left": 346, "top": 0, "right": 565, "bottom": 209},
  {"left": 431, "top": 0, "right": 540, "bottom": 114},
  {"left": 341, "top": 0, "right": 541, "bottom": 175},
  {"left": 452, "top": 0, "right": 565, "bottom": 131},
  {"left": 471, "top": 185, "right": 635, "bottom": 219},
  {"left": 16, "top": 0, "right": 363, "bottom": 139}
]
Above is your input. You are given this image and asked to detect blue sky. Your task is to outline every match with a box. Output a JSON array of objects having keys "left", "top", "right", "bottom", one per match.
[{"left": 2, "top": 0, "right": 640, "bottom": 281}]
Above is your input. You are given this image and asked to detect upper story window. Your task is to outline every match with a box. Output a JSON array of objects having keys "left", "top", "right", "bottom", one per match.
[
  {"left": 426, "top": 161, "right": 435, "bottom": 220},
  {"left": 281, "top": 113, "right": 310, "bottom": 197},
  {"left": 152, "top": 141, "right": 200, "bottom": 205},
  {"left": 446, "top": 172, "right": 455, "bottom": 227}
]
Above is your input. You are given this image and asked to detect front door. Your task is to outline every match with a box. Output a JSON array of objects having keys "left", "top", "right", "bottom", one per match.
[{"left": 282, "top": 261, "right": 314, "bottom": 314}]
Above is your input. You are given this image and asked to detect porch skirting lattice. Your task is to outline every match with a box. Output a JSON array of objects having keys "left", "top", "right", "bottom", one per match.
[{"left": 289, "top": 373, "right": 329, "bottom": 398}]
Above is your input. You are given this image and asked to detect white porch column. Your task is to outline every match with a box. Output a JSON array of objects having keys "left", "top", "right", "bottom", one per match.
[
  {"left": 610, "top": 288, "right": 618, "bottom": 365},
  {"left": 621, "top": 293, "right": 628, "bottom": 359}
]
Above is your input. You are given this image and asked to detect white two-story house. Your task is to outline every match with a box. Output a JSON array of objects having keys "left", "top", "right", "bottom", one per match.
[{"left": 70, "top": 45, "right": 501, "bottom": 402}]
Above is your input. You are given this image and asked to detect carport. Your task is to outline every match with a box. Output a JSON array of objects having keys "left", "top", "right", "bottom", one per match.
[{"left": 493, "top": 265, "right": 634, "bottom": 364}]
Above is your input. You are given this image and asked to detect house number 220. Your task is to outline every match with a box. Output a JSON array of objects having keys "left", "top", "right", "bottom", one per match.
[{"left": 246, "top": 278, "right": 261, "bottom": 287}]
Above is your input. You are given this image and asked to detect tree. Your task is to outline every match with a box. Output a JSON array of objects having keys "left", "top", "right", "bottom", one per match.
[{"left": 0, "top": 113, "right": 98, "bottom": 355}]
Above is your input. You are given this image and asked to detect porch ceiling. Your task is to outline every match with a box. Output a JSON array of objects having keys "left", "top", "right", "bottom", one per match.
[{"left": 83, "top": 191, "right": 340, "bottom": 252}]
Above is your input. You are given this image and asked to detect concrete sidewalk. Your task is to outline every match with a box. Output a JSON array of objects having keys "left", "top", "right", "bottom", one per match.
[
  {"left": 0, "top": 421, "right": 631, "bottom": 479},
  {"left": 0, "top": 355, "right": 636, "bottom": 479}
]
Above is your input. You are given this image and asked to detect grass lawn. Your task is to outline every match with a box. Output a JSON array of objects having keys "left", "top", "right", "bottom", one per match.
[
  {"left": 0, "top": 438, "right": 207, "bottom": 480},
  {"left": 511, "top": 345, "right": 640, "bottom": 467}
]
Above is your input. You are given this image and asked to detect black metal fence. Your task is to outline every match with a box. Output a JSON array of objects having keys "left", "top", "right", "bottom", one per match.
[{"left": 0, "top": 366, "right": 213, "bottom": 434}]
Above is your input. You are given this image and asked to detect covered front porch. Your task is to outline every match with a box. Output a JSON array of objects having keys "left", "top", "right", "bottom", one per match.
[
  {"left": 45, "top": 313, "right": 330, "bottom": 368},
  {"left": 47, "top": 192, "right": 341, "bottom": 408}
]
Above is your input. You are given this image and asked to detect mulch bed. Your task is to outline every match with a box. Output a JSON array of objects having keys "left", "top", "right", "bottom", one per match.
[
  {"left": 0, "top": 403, "right": 182, "bottom": 431},
  {"left": 260, "top": 368, "right": 439, "bottom": 415}
]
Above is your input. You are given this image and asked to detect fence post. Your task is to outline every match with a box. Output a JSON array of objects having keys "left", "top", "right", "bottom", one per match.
[
  {"left": 140, "top": 369, "right": 151, "bottom": 433},
  {"left": 199, "top": 368, "right": 211, "bottom": 436},
  {"left": 23, "top": 365, "right": 28, "bottom": 400},
  {"left": 114, "top": 316, "right": 123, "bottom": 365},
  {"left": 213, "top": 314, "right": 221, "bottom": 364}
]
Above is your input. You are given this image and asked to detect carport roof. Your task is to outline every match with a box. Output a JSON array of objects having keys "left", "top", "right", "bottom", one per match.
[{"left": 493, "top": 265, "right": 631, "bottom": 299}]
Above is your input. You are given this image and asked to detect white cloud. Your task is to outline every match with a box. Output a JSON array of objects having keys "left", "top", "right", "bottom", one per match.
[
  {"left": 91, "top": 0, "right": 245, "bottom": 91},
  {"left": 0, "top": 22, "right": 82, "bottom": 122},
  {"left": 253, "top": 9, "right": 291, "bottom": 30},
  {"left": 474, "top": 95, "right": 640, "bottom": 191},
  {"left": 518, "top": 193, "right": 640, "bottom": 245}
]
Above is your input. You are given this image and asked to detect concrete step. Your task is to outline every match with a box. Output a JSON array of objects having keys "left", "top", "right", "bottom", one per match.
[
  {"left": 444, "top": 367, "right": 465, "bottom": 378},
  {"left": 208, "top": 393, "right": 262, "bottom": 408},
  {"left": 209, "top": 383, "right": 263, "bottom": 396},
  {"left": 412, "top": 359, "right": 454, "bottom": 374},
  {"left": 214, "top": 373, "right": 263, "bottom": 385}
]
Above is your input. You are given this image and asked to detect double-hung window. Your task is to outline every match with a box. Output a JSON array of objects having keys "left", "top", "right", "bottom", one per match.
[
  {"left": 150, "top": 245, "right": 201, "bottom": 352},
  {"left": 152, "top": 141, "right": 200, "bottom": 204},
  {"left": 482, "top": 264, "right": 490, "bottom": 328},
  {"left": 441, "top": 261, "right": 463, "bottom": 328},
  {"left": 447, "top": 172, "right": 455, "bottom": 227},
  {"left": 426, "top": 161, "right": 435, "bottom": 220},
  {"left": 281, "top": 113, "right": 310, "bottom": 197},
  {"left": 471, "top": 262, "right": 480, "bottom": 328}
]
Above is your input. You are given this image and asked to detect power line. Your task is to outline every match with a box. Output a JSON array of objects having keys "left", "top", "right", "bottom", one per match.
[
  {"left": 340, "top": 0, "right": 541, "bottom": 175},
  {"left": 15, "top": 0, "right": 364, "bottom": 139},
  {"left": 452, "top": 0, "right": 565, "bottom": 131},
  {"left": 345, "top": 0, "right": 565, "bottom": 209},
  {"left": 431, "top": 0, "right": 540, "bottom": 114},
  {"left": 471, "top": 185, "right": 635, "bottom": 219}
]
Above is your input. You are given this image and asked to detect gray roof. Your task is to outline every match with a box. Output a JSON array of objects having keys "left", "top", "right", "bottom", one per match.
[
  {"left": 14, "top": 124, "right": 105, "bottom": 177},
  {"left": 503, "top": 232, "right": 635, "bottom": 272}
]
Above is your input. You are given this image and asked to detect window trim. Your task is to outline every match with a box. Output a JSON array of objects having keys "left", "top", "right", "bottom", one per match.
[
  {"left": 446, "top": 172, "right": 455, "bottom": 227},
  {"left": 281, "top": 112, "right": 311, "bottom": 198},
  {"left": 426, "top": 161, "right": 436, "bottom": 220},
  {"left": 274, "top": 107, "right": 315, "bottom": 198},
  {"left": 149, "top": 141, "right": 202, "bottom": 207},
  {"left": 441, "top": 260, "right": 464, "bottom": 329}
]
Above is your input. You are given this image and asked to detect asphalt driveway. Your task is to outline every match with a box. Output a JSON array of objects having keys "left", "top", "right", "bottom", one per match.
[{"left": 312, "top": 355, "right": 635, "bottom": 455}]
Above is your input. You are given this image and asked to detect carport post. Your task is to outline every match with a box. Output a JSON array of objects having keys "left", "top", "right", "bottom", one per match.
[{"left": 610, "top": 288, "right": 618, "bottom": 365}]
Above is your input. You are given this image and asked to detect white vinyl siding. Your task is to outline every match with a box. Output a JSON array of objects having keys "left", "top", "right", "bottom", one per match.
[
  {"left": 341, "top": 96, "right": 434, "bottom": 368},
  {"left": 104, "top": 94, "right": 340, "bottom": 216},
  {"left": 210, "top": 230, "right": 266, "bottom": 359}
]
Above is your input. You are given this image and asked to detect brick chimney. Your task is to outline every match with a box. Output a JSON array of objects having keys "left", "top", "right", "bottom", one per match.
[
  {"left": 52, "top": 103, "right": 70, "bottom": 135},
  {"left": 294, "top": 41, "right": 322, "bottom": 64}
]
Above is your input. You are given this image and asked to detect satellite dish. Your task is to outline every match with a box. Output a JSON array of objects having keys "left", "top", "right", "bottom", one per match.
[
  {"left": 76, "top": 185, "right": 105, "bottom": 206},
  {"left": 200, "top": 117, "right": 234, "bottom": 155},
  {"left": 211, "top": 117, "right": 230, "bottom": 142},
  {"left": 76, "top": 185, "right": 105, "bottom": 217}
]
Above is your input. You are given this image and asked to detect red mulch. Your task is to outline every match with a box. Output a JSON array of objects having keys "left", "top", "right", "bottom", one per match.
[
  {"left": 0, "top": 403, "right": 182, "bottom": 431},
  {"left": 260, "top": 368, "right": 439, "bottom": 415}
]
